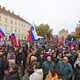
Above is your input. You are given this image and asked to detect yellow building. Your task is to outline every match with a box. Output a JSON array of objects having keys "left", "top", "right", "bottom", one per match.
[
  {"left": 0, "top": 6, "right": 32, "bottom": 40},
  {"left": 59, "top": 29, "right": 68, "bottom": 38}
]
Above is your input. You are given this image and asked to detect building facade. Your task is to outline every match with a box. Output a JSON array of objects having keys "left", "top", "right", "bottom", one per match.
[
  {"left": 59, "top": 29, "right": 68, "bottom": 38},
  {"left": 0, "top": 6, "right": 32, "bottom": 40}
]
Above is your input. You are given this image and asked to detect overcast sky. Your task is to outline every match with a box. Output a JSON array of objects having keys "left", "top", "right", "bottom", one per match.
[{"left": 0, "top": 0, "right": 80, "bottom": 35}]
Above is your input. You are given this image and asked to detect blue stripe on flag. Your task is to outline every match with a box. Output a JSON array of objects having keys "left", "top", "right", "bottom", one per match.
[{"left": 30, "top": 31, "right": 35, "bottom": 41}]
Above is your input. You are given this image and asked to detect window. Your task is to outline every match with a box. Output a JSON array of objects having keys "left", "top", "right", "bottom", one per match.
[
  {"left": 15, "top": 21, "right": 17, "bottom": 25},
  {"left": 27, "top": 30, "right": 28, "bottom": 35},
  {"left": 19, "top": 23, "right": 20, "bottom": 26},
  {"left": 27, "top": 25, "right": 28, "bottom": 28},
  {"left": 11, "top": 26, "right": 13, "bottom": 31},
  {"left": 29, "top": 26, "right": 31, "bottom": 28},
  {"left": 24, "top": 25, "right": 26, "bottom": 28},
  {"left": 15, "top": 27, "right": 17, "bottom": 32},
  {"left": 18, "top": 28, "right": 20, "bottom": 32},
  {"left": 22, "top": 24, "right": 23, "bottom": 27},
  {"left": 22, "top": 29, "right": 23, "bottom": 33},
  {"left": 5, "top": 18, "right": 7, "bottom": 23},
  {"left": 0, "top": 16, "right": 1, "bottom": 21},
  {"left": 11, "top": 20, "right": 13, "bottom": 24},
  {"left": 0, "top": 24, "right": 2, "bottom": 27},
  {"left": 5, "top": 25, "right": 8, "bottom": 31}
]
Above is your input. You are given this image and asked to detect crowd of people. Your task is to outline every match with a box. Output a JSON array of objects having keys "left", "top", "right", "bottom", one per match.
[{"left": 0, "top": 39, "right": 80, "bottom": 80}]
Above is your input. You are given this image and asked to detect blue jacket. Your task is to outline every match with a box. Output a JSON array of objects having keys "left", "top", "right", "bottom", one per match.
[
  {"left": 58, "top": 61, "right": 73, "bottom": 80},
  {"left": 42, "top": 61, "right": 56, "bottom": 75}
]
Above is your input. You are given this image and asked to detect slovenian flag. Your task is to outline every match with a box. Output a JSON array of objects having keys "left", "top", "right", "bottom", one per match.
[
  {"left": 56, "top": 35, "right": 59, "bottom": 46},
  {"left": 45, "top": 35, "right": 47, "bottom": 39},
  {"left": 0, "top": 28, "right": 5, "bottom": 42},
  {"left": 11, "top": 33, "right": 17, "bottom": 45},
  {"left": 68, "top": 38, "right": 74, "bottom": 51},
  {"left": 62, "top": 35, "right": 65, "bottom": 46},
  {"left": 28, "top": 26, "right": 38, "bottom": 42},
  {"left": 50, "top": 31, "right": 54, "bottom": 41},
  {"left": 45, "top": 52, "right": 51, "bottom": 56},
  {"left": 59, "top": 47, "right": 63, "bottom": 52},
  {"left": 9, "top": 35, "right": 14, "bottom": 48},
  {"left": 39, "top": 39, "right": 41, "bottom": 45}
]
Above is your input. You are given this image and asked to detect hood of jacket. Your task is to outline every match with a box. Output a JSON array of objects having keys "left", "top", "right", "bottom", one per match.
[{"left": 34, "top": 69, "right": 43, "bottom": 74}]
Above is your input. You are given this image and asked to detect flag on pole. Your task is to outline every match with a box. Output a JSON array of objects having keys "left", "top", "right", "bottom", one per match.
[
  {"left": 39, "top": 39, "right": 41, "bottom": 45},
  {"left": 28, "top": 26, "right": 38, "bottom": 42},
  {"left": 11, "top": 33, "right": 17, "bottom": 45},
  {"left": 56, "top": 35, "right": 59, "bottom": 46},
  {"left": 50, "top": 31, "right": 54, "bottom": 41},
  {"left": 45, "top": 35, "right": 47, "bottom": 39},
  {"left": 62, "top": 35, "right": 65, "bottom": 46},
  {"left": 68, "top": 38, "right": 74, "bottom": 51},
  {"left": 9, "top": 35, "right": 14, "bottom": 48}
]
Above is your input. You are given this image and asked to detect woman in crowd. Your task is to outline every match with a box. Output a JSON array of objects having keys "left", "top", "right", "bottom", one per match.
[
  {"left": 45, "top": 68, "right": 58, "bottom": 80},
  {"left": 30, "top": 62, "right": 43, "bottom": 80},
  {"left": 5, "top": 64, "right": 20, "bottom": 80},
  {"left": 5, "top": 59, "right": 15, "bottom": 75}
]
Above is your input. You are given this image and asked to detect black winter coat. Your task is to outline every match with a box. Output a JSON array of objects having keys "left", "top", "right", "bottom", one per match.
[
  {"left": 5, "top": 70, "right": 20, "bottom": 80},
  {"left": 37, "top": 56, "right": 46, "bottom": 68},
  {"left": 0, "top": 55, "right": 5, "bottom": 75},
  {"left": 74, "top": 64, "right": 80, "bottom": 79},
  {"left": 19, "top": 52, "right": 26, "bottom": 69}
]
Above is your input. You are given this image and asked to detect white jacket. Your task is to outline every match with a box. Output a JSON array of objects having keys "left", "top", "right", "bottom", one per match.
[
  {"left": 74, "top": 58, "right": 80, "bottom": 68},
  {"left": 30, "top": 69, "right": 43, "bottom": 80}
]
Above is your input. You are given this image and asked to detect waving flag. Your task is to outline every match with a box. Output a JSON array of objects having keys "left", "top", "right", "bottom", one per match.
[
  {"left": 62, "top": 35, "right": 65, "bottom": 46},
  {"left": 69, "top": 38, "right": 74, "bottom": 51},
  {"left": 45, "top": 52, "right": 51, "bottom": 56},
  {"left": 28, "top": 26, "right": 38, "bottom": 42},
  {"left": 59, "top": 47, "right": 63, "bottom": 52},
  {"left": 56, "top": 35, "right": 59, "bottom": 46},
  {"left": 45, "top": 35, "right": 47, "bottom": 39},
  {"left": 0, "top": 28, "right": 5, "bottom": 42},
  {"left": 11, "top": 33, "right": 17, "bottom": 45},
  {"left": 50, "top": 31, "right": 54, "bottom": 41},
  {"left": 0, "top": 28, "right": 5, "bottom": 38},
  {"left": 39, "top": 39, "right": 41, "bottom": 45},
  {"left": 24, "top": 36, "right": 27, "bottom": 45},
  {"left": 9, "top": 35, "right": 14, "bottom": 48}
]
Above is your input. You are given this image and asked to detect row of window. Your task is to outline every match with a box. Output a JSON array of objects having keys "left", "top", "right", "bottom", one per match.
[
  {"left": 0, "top": 16, "right": 31, "bottom": 28},
  {"left": 0, "top": 24, "right": 28, "bottom": 34}
]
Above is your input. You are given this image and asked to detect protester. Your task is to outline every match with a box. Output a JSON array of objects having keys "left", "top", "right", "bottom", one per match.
[
  {"left": 27, "top": 56, "right": 37, "bottom": 76},
  {"left": 45, "top": 68, "right": 58, "bottom": 80},
  {"left": 30, "top": 62, "right": 43, "bottom": 80},
  {"left": 26, "top": 50, "right": 32, "bottom": 67},
  {"left": 19, "top": 48, "right": 26, "bottom": 76},
  {"left": 5, "top": 64, "right": 20, "bottom": 80},
  {"left": 42, "top": 56, "right": 56, "bottom": 80},
  {"left": 0, "top": 52, "right": 6, "bottom": 80},
  {"left": 57, "top": 56, "right": 73, "bottom": 80},
  {"left": 74, "top": 61, "right": 80, "bottom": 80},
  {"left": 5, "top": 59, "right": 15, "bottom": 75}
]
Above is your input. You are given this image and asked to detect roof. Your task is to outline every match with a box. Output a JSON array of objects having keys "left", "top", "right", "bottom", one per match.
[{"left": 0, "top": 6, "right": 31, "bottom": 25}]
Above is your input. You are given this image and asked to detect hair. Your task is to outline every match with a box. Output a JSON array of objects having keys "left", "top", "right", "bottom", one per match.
[
  {"left": 58, "top": 76, "right": 67, "bottom": 80},
  {"left": 34, "top": 62, "right": 40, "bottom": 69},
  {"left": 29, "top": 50, "right": 31, "bottom": 53},
  {"left": 49, "top": 68, "right": 55, "bottom": 77},
  {"left": 8, "top": 59, "right": 15, "bottom": 64},
  {"left": 11, "top": 64, "right": 18, "bottom": 71}
]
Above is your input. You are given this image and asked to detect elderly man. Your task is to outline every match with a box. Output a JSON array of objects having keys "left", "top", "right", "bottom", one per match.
[
  {"left": 42, "top": 56, "right": 56, "bottom": 80},
  {"left": 57, "top": 57, "right": 73, "bottom": 80}
]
